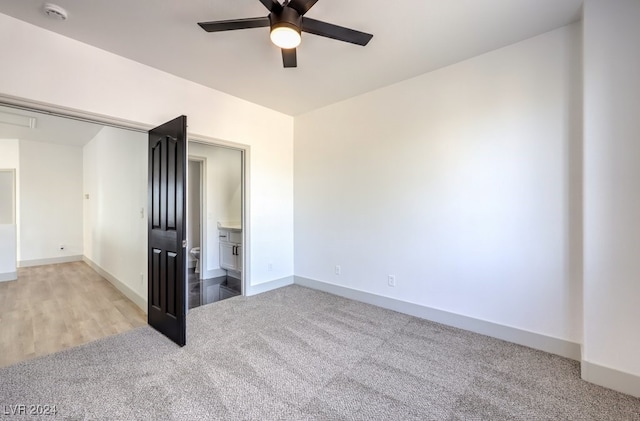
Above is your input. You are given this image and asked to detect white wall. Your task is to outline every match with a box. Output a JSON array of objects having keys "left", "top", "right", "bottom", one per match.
[
  {"left": 0, "top": 139, "right": 19, "bottom": 280},
  {"left": 582, "top": 0, "right": 640, "bottom": 391},
  {"left": 0, "top": 140, "right": 19, "bottom": 228},
  {"left": 83, "top": 126, "right": 148, "bottom": 301},
  {"left": 0, "top": 13, "right": 294, "bottom": 292},
  {"left": 0, "top": 225, "right": 17, "bottom": 281},
  {"left": 295, "top": 25, "right": 582, "bottom": 343},
  {"left": 0, "top": 170, "right": 15, "bottom": 224},
  {"left": 0, "top": 140, "right": 19, "bottom": 173},
  {"left": 19, "top": 139, "right": 83, "bottom": 263},
  {"left": 189, "top": 142, "right": 242, "bottom": 279}
]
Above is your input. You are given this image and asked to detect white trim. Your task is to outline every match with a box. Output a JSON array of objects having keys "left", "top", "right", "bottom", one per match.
[
  {"left": 200, "top": 268, "right": 227, "bottom": 279},
  {"left": 240, "top": 147, "right": 248, "bottom": 297},
  {"left": 0, "top": 271, "right": 17, "bottom": 282},
  {"left": 187, "top": 154, "right": 206, "bottom": 285},
  {"left": 294, "top": 276, "right": 581, "bottom": 361},
  {"left": 245, "top": 276, "right": 294, "bottom": 296},
  {"left": 0, "top": 93, "right": 150, "bottom": 132},
  {"left": 18, "top": 255, "right": 83, "bottom": 268},
  {"left": 581, "top": 360, "right": 640, "bottom": 398},
  {"left": 83, "top": 256, "right": 147, "bottom": 314}
]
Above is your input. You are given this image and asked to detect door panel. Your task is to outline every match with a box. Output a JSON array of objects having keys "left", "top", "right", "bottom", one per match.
[{"left": 148, "top": 115, "right": 187, "bottom": 347}]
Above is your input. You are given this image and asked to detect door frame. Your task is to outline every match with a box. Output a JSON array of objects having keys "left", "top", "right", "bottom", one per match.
[
  {"left": 188, "top": 139, "right": 247, "bottom": 298},
  {"left": 186, "top": 155, "right": 205, "bottom": 313},
  {"left": 187, "top": 155, "right": 206, "bottom": 279},
  {"left": 0, "top": 95, "right": 251, "bottom": 299}
]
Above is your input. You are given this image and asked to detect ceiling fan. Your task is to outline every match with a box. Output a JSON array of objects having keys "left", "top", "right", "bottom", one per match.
[{"left": 197, "top": 0, "right": 373, "bottom": 68}]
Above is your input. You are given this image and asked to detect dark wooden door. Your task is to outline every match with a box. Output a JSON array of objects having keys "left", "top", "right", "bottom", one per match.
[{"left": 148, "top": 116, "right": 187, "bottom": 346}]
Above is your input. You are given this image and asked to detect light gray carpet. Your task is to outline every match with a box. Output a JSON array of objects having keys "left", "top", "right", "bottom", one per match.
[{"left": 1, "top": 285, "right": 639, "bottom": 420}]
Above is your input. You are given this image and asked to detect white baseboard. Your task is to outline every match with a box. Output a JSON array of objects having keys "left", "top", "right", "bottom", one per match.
[
  {"left": 18, "top": 255, "right": 83, "bottom": 268},
  {"left": 294, "top": 276, "right": 581, "bottom": 361},
  {"left": 199, "top": 268, "right": 227, "bottom": 279},
  {"left": 246, "top": 275, "right": 294, "bottom": 296},
  {"left": 0, "top": 271, "right": 17, "bottom": 282},
  {"left": 581, "top": 360, "right": 640, "bottom": 398},
  {"left": 82, "top": 256, "right": 147, "bottom": 314}
]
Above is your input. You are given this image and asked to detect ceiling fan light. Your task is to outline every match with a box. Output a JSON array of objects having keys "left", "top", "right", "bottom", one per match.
[{"left": 270, "top": 25, "right": 301, "bottom": 49}]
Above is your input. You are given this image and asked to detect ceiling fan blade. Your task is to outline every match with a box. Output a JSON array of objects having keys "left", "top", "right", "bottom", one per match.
[
  {"left": 302, "top": 17, "right": 373, "bottom": 46},
  {"left": 198, "top": 17, "right": 270, "bottom": 32},
  {"left": 258, "top": 0, "right": 283, "bottom": 12},
  {"left": 287, "top": 0, "right": 320, "bottom": 16},
  {"left": 282, "top": 48, "right": 297, "bottom": 68}
]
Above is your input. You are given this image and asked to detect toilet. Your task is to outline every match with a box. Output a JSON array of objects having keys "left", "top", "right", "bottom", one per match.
[{"left": 190, "top": 247, "right": 200, "bottom": 274}]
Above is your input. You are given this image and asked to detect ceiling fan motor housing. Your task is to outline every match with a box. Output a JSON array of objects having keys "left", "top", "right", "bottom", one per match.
[{"left": 269, "top": 6, "right": 302, "bottom": 32}]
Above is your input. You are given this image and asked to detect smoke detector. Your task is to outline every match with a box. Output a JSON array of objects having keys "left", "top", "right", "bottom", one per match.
[{"left": 43, "top": 3, "right": 68, "bottom": 20}]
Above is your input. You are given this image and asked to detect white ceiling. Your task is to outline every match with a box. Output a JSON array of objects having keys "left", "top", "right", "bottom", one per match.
[
  {"left": 0, "top": 0, "right": 583, "bottom": 116},
  {"left": 0, "top": 105, "right": 103, "bottom": 147}
]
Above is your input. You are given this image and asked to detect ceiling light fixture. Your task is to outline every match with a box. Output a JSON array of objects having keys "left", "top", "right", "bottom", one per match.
[
  {"left": 270, "top": 25, "right": 301, "bottom": 49},
  {"left": 269, "top": 7, "right": 301, "bottom": 49}
]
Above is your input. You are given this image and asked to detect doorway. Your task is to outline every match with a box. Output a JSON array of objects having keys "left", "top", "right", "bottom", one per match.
[
  {"left": 0, "top": 104, "right": 148, "bottom": 364},
  {"left": 187, "top": 141, "right": 244, "bottom": 310}
]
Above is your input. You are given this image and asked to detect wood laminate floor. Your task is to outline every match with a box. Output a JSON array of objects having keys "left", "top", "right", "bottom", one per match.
[{"left": 0, "top": 261, "right": 146, "bottom": 368}]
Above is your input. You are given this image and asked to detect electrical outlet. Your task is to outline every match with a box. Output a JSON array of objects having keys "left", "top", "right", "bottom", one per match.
[
  {"left": 388, "top": 275, "right": 396, "bottom": 287},
  {"left": 335, "top": 265, "right": 341, "bottom": 275},
  {"left": 268, "top": 262, "right": 273, "bottom": 272}
]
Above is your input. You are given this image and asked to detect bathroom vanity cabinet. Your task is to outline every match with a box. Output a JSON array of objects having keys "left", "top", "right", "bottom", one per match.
[{"left": 219, "top": 227, "right": 242, "bottom": 272}]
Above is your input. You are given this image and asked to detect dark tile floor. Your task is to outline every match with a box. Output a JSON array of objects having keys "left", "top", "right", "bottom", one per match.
[{"left": 188, "top": 269, "right": 241, "bottom": 309}]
